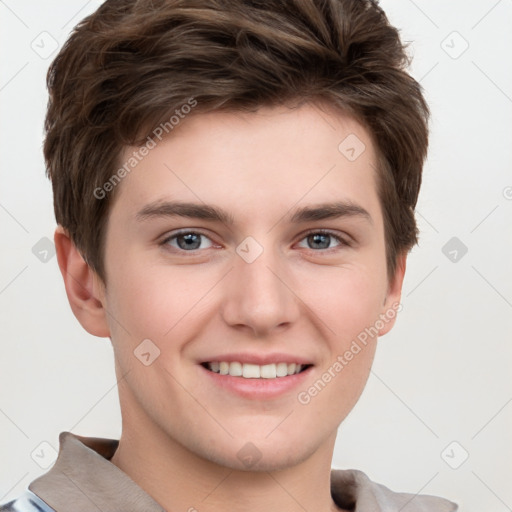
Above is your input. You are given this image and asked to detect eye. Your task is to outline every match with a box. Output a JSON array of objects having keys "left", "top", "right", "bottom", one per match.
[
  {"left": 296, "top": 230, "right": 348, "bottom": 250},
  {"left": 162, "top": 231, "right": 215, "bottom": 251}
]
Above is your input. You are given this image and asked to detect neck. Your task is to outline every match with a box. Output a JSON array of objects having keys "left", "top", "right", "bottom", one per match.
[{"left": 110, "top": 392, "right": 344, "bottom": 512}]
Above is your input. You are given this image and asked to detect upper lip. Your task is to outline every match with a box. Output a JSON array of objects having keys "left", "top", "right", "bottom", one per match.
[{"left": 200, "top": 352, "right": 313, "bottom": 366}]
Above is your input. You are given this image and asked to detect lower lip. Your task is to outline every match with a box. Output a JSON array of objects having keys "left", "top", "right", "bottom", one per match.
[{"left": 200, "top": 364, "right": 313, "bottom": 400}]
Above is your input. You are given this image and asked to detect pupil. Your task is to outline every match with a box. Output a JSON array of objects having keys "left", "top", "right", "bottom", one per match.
[
  {"left": 178, "top": 233, "right": 201, "bottom": 250},
  {"left": 309, "top": 233, "right": 330, "bottom": 249}
]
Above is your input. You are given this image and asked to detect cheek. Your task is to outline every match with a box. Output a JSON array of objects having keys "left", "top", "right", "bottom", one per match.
[
  {"left": 105, "top": 259, "right": 217, "bottom": 348},
  {"left": 294, "top": 262, "right": 387, "bottom": 343},
  {"left": 297, "top": 271, "right": 382, "bottom": 422}
]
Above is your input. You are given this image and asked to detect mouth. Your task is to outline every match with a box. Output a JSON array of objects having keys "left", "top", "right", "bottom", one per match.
[{"left": 201, "top": 361, "right": 312, "bottom": 379}]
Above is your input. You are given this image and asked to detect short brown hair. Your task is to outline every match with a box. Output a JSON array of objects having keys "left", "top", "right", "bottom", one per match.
[{"left": 45, "top": 0, "right": 429, "bottom": 282}]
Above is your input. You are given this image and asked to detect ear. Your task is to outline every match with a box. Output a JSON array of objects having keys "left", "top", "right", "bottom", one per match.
[
  {"left": 54, "top": 226, "right": 110, "bottom": 338},
  {"left": 378, "top": 251, "right": 407, "bottom": 337}
]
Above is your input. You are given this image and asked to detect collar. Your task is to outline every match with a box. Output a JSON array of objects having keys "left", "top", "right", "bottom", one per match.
[
  {"left": 29, "top": 432, "right": 164, "bottom": 512},
  {"left": 29, "top": 432, "right": 457, "bottom": 512}
]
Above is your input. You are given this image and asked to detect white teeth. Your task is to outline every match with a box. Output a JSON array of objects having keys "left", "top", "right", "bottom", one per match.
[
  {"left": 260, "top": 364, "right": 276, "bottom": 379},
  {"left": 242, "top": 363, "right": 260, "bottom": 378},
  {"left": 230, "top": 361, "right": 243, "bottom": 377},
  {"left": 276, "top": 362, "right": 288, "bottom": 377},
  {"left": 205, "top": 361, "right": 307, "bottom": 378}
]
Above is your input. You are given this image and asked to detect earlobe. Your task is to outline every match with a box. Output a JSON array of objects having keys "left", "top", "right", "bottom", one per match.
[
  {"left": 54, "top": 226, "right": 111, "bottom": 338},
  {"left": 378, "top": 252, "right": 407, "bottom": 337}
]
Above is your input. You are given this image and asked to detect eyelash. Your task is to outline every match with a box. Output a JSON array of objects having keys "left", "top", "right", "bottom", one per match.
[
  {"left": 159, "top": 229, "right": 351, "bottom": 253},
  {"left": 297, "top": 229, "right": 352, "bottom": 251}
]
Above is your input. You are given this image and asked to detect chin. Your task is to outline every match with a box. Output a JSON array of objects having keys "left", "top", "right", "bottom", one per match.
[{"left": 194, "top": 434, "right": 320, "bottom": 473}]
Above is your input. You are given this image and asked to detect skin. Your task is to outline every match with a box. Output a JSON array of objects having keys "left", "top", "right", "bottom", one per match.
[{"left": 55, "top": 102, "right": 406, "bottom": 512}]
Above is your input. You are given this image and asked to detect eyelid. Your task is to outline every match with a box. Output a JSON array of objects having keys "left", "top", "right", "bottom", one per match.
[
  {"left": 159, "top": 228, "right": 219, "bottom": 249},
  {"left": 296, "top": 228, "right": 353, "bottom": 248}
]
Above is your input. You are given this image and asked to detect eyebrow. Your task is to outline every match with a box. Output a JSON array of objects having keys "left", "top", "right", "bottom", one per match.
[{"left": 136, "top": 200, "right": 372, "bottom": 225}]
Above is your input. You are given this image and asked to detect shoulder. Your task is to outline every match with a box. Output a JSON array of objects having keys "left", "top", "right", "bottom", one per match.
[
  {"left": 331, "top": 468, "right": 459, "bottom": 511},
  {"left": 0, "top": 490, "right": 55, "bottom": 512}
]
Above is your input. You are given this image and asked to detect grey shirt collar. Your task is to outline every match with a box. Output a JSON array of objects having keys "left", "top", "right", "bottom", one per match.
[{"left": 28, "top": 432, "right": 457, "bottom": 512}]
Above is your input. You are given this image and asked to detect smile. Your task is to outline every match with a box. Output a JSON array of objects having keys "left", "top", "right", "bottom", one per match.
[{"left": 202, "top": 361, "right": 311, "bottom": 379}]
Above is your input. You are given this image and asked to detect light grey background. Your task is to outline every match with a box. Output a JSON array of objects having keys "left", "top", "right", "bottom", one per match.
[{"left": 1, "top": 1, "right": 511, "bottom": 510}]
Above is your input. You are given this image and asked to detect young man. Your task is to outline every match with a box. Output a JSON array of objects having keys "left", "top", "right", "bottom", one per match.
[{"left": 1, "top": 0, "right": 457, "bottom": 510}]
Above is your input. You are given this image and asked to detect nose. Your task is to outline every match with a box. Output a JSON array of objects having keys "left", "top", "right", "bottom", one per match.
[{"left": 220, "top": 244, "right": 300, "bottom": 337}]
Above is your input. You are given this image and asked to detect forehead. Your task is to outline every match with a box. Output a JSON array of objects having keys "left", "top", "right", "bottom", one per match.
[{"left": 111, "top": 103, "right": 381, "bottom": 225}]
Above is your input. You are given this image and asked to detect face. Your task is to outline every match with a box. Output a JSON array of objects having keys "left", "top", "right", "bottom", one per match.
[{"left": 95, "top": 103, "right": 404, "bottom": 471}]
